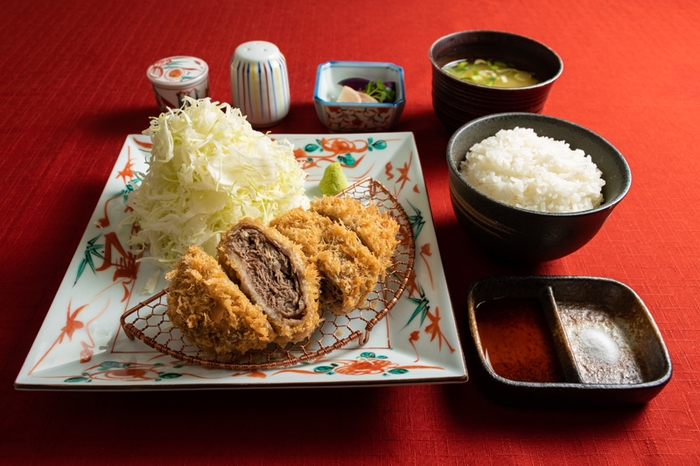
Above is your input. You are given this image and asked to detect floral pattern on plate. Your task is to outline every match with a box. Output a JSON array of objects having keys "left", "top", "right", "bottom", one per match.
[{"left": 16, "top": 132, "right": 467, "bottom": 390}]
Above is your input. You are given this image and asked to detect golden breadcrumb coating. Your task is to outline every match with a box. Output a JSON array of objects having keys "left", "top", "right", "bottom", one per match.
[
  {"left": 165, "top": 197, "right": 399, "bottom": 353},
  {"left": 217, "top": 217, "right": 322, "bottom": 346},
  {"left": 310, "top": 196, "right": 400, "bottom": 273},
  {"left": 165, "top": 245, "right": 274, "bottom": 355},
  {"left": 271, "top": 208, "right": 382, "bottom": 315}
]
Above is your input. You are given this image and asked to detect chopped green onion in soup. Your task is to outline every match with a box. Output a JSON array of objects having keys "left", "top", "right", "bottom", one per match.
[{"left": 442, "top": 58, "right": 538, "bottom": 88}]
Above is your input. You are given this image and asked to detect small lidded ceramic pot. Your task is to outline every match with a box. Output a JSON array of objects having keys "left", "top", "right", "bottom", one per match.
[
  {"left": 230, "top": 41, "right": 290, "bottom": 128},
  {"left": 147, "top": 56, "right": 209, "bottom": 112}
]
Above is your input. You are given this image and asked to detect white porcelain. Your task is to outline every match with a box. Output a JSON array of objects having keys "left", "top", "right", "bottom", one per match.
[
  {"left": 314, "top": 61, "right": 405, "bottom": 132},
  {"left": 230, "top": 41, "right": 290, "bottom": 128},
  {"left": 147, "top": 56, "right": 209, "bottom": 112},
  {"left": 16, "top": 132, "right": 467, "bottom": 390}
]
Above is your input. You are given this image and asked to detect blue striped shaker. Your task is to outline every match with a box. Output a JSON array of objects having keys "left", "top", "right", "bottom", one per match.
[{"left": 230, "top": 41, "right": 290, "bottom": 128}]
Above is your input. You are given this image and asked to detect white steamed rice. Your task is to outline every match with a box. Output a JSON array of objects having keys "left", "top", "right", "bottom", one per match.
[{"left": 459, "top": 127, "right": 605, "bottom": 213}]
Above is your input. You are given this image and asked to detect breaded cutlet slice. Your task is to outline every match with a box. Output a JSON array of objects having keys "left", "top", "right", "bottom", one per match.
[
  {"left": 217, "top": 217, "right": 322, "bottom": 346},
  {"left": 166, "top": 245, "right": 274, "bottom": 355},
  {"left": 310, "top": 196, "right": 400, "bottom": 273},
  {"left": 271, "top": 208, "right": 382, "bottom": 315}
]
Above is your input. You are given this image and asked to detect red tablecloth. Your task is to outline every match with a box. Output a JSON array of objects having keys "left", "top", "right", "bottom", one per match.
[{"left": 2, "top": 0, "right": 699, "bottom": 464}]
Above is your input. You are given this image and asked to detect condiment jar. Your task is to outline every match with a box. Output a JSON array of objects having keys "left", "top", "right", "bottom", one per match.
[
  {"left": 147, "top": 56, "right": 209, "bottom": 112},
  {"left": 230, "top": 41, "right": 290, "bottom": 128}
]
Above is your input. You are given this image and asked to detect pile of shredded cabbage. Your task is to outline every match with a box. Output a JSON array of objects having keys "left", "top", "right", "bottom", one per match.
[{"left": 127, "top": 97, "right": 309, "bottom": 268}]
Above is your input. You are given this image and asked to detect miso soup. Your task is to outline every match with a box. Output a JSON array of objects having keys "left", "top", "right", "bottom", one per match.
[{"left": 443, "top": 58, "right": 538, "bottom": 88}]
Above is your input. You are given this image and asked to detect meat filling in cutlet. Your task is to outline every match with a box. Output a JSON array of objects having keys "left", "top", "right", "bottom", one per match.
[{"left": 221, "top": 226, "right": 305, "bottom": 319}]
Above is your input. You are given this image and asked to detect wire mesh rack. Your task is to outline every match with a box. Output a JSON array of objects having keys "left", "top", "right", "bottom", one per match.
[{"left": 120, "top": 178, "right": 416, "bottom": 370}]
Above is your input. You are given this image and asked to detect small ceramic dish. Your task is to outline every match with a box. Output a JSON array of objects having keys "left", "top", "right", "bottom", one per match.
[
  {"left": 467, "top": 276, "right": 672, "bottom": 408},
  {"left": 313, "top": 61, "right": 405, "bottom": 132}
]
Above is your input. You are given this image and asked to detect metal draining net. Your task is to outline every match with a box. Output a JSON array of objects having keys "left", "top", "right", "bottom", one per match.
[{"left": 120, "top": 178, "right": 416, "bottom": 370}]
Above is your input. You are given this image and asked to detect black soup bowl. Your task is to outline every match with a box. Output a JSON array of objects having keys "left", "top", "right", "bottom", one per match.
[
  {"left": 430, "top": 30, "right": 563, "bottom": 131},
  {"left": 447, "top": 113, "right": 632, "bottom": 263}
]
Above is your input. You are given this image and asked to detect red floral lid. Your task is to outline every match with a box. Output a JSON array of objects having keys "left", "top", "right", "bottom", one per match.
[{"left": 147, "top": 56, "right": 208, "bottom": 89}]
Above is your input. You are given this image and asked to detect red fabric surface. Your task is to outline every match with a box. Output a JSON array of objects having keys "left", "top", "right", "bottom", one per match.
[{"left": 2, "top": 0, "right": 700, "bottom": 464}]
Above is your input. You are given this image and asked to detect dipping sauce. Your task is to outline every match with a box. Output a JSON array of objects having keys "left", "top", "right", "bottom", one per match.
[
  {"left": 443, "top": 58, "right": 538, "bottom": 88},
  {"left": 476, "top": 298, "right": 565, "bottom": 382}
]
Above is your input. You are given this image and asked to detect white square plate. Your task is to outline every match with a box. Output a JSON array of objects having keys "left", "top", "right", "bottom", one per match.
[{"left": 16, "top": 132, "right": 467, "bottom": 390}]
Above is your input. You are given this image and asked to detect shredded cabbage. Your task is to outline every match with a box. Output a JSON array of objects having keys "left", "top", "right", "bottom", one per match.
[{"left": 126, "top": 97, "right": 309, "bottom": 268}]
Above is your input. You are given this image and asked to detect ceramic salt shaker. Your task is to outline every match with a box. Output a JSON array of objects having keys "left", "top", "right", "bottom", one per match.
[
  {"left": 147, "top": 56, "right": 209, "bottom": 112},
  {"left": 230, "top": 41, "right": 290, "bottom": 128}
]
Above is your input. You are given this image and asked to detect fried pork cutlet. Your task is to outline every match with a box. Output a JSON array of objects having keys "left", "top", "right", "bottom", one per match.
[
  {"left": 310, "top": 196, "right": 400, "bottom": 274},
  {"left": 271, "top": 208, "right": 382, "bottom": 315},
  {"left": 217, "top": 218, "right": 322, "bottom": 346},
  {"left": 166, "top": 245, "right": 274, "bottom": 355}
]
